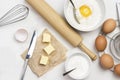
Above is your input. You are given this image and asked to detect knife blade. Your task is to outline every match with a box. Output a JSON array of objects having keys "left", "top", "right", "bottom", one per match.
[
  {"left": 69, "top": 0, "right": 81, "bottom": 24},
  {"left": 20, "top": 30, "right": 37, "bottom": 80},
  {"left": 26, "top": 30, "right": 37, "bottom": 59}
]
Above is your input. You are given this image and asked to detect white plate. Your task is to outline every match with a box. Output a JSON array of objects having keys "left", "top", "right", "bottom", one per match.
[
  {"left": 64, "top": 0, "right": 106, "bottom": 31},
  {"left": 65, "top": 52, "right": 92, "bottom": 80}
]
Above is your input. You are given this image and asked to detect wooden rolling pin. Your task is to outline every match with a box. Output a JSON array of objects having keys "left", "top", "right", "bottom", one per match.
[{"left": 26, "top": 0, "right": 97, "bottom": 60}]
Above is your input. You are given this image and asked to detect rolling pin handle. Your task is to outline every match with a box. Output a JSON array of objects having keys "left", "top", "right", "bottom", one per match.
[{"left": 78, "top": 43, "right": 97, "bottom": 61}]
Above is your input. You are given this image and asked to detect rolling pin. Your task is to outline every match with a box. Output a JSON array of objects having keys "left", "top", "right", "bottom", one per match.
[{"left": 26, "top": 0, "right": 97, "bottom": 60}]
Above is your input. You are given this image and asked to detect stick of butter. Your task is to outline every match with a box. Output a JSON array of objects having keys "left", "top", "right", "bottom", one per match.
[
  {"left": 42, "top": 33, "right": 51, "bottom": 42},
  {"left": 43, "top": 44, "right": 55, "bottom": 55},
  {"left": 40, "top": 55, "right": 49, "bottom": 65}
]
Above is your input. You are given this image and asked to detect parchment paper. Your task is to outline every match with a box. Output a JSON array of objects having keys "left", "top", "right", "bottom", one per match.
[{"left": 21, "top": 29, "right": 67, "bottom": 77}]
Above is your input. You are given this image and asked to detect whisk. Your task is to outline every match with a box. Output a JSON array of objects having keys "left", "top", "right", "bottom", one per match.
[{"left": 0, "top": 4, "right": 29, "bottom": 26}]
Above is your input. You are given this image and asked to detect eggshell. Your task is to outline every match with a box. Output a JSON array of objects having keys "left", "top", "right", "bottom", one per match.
[
  {"left": 95, "top": 35, "right": 107, "bottom": 51},
  {"left": 102, "top": 19, "right": 116, "bottom": 34},
  {"left": 114, "top": 64, "right": 120, "bottom": 76},
  {"left": 100, "top": 54, "right": 114, "bottom": 69}
]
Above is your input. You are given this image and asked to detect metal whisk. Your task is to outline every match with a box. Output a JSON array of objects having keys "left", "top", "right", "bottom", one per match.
[{"left": 0, "top": 4, "right": 29, "bottom": 26}]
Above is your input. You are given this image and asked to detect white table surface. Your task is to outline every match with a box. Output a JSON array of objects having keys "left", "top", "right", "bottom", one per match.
[{"left": 0, "top": 0, "right": 120, "bottom": 80}]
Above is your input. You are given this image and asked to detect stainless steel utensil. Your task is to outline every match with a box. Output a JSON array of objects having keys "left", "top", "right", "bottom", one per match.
[
  {"left": 20, "top": 30, "right": 37, "bottom": 80},
  {"left": 0, "top": 4, "right": 29, "bottom": 26},
  {"left": 63, "top": 68, "right": 76, "bottom": 76},
  {"left": 109, "top": 2, "right": 120, "bottom": 61},
  {"left": 110, "top": 32, "right": 120, "bottom": 61},
  {"left": 116, "top": 2, "right": 120, "bottom": 26},
  {"left": 69, "top": 0, "right": 81, "bottom": 24}
]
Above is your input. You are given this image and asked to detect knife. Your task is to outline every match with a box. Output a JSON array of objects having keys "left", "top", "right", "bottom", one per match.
[
  {"left": 20, "top": 30, "right": 37, "bottom": 80},
  {"left": 69, "top": 0, "right": 81, "bottom": 24}
]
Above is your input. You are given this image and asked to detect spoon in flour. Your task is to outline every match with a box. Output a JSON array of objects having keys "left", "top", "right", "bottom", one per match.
[
  {"left": 69, "top": 0, "right": 81, "bottom": 24},
  {"left": 63, "top": 68, "right": 76, "bottom": 76}
]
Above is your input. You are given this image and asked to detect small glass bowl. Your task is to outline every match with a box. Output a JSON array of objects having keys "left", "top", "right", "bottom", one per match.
[{"left": 110, "top": 32, "right": 120, "bottom": 61}]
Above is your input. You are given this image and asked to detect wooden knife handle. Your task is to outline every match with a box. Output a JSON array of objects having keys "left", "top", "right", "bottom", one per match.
[{"left": 26, "top": 0, "right": 97, "bottom": 60}]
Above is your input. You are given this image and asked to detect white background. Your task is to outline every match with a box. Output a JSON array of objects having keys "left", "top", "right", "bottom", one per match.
[{"left": 0, "top": 0, "right": 120, "bottom": 80}]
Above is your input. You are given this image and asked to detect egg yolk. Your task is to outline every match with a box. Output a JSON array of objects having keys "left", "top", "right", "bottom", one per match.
[{"left": 79, "top": 5, "right": 92, "bottom": 17}]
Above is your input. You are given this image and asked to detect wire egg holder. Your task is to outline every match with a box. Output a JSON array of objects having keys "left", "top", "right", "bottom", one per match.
[
  {"left": 95, "top": 2, "right": 120, "bottom": 76},
  {"left": 108, "top": 2, "right": 120, "bottom": 63}
]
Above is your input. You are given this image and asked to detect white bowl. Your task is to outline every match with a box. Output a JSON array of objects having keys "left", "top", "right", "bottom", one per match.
[
  {"left": 65, "top": 52, "right": 92, "bottom": 80},
  {"left": 14, "top": 28, "right": 28, "bottom": 42},
  {"left": 64, "top": 0, "right": 106, "bottom": 31}
]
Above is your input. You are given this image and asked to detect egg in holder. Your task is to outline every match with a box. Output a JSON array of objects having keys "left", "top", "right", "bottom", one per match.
[{"left": 95, "top": 18, "right": 120, "bottom": 76}]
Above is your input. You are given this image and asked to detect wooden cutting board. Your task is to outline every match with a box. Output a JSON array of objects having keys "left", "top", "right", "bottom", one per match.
[{"left": 21, "top": 29, "right": 67, "bottom": 77}]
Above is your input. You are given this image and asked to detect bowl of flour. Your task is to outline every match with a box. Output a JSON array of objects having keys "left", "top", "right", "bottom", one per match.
[{"left": 65, "top": 52, "right": 92, "bottom": 79}]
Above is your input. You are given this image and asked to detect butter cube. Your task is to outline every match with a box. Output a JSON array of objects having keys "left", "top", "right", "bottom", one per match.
[
  {"left": 40, "top": 55, "right": 49, "bottom": 65},
  {"left": 43, "top": 44, "right": 55, "bottom": 55},
  {"left": 42, "top": 33, "right": 51, "bottom": 43}
]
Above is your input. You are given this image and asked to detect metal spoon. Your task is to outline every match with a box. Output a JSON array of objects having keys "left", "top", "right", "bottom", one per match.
[
  {"left": 69, "top": 0, "right": 81, "bottom": 24},
  {"left": 63, "top": 68, "right": 76, "bottom": 76},
  {"left": 116, "top": 2, "right": 120, "bottom": 27}
]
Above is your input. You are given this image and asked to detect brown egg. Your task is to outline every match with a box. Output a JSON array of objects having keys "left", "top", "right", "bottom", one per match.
[
  {"left": 100, "top": 54, "right": 114, "bottom": 69},
  {"left": 95, "top": 35, "right": 107, "bottom": 51},
  {"left": 114, "top": 64, "right": 120, "bottom": 76},
  {"left": 102, "top": 19, "right": 116, "bottom": 34}
]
